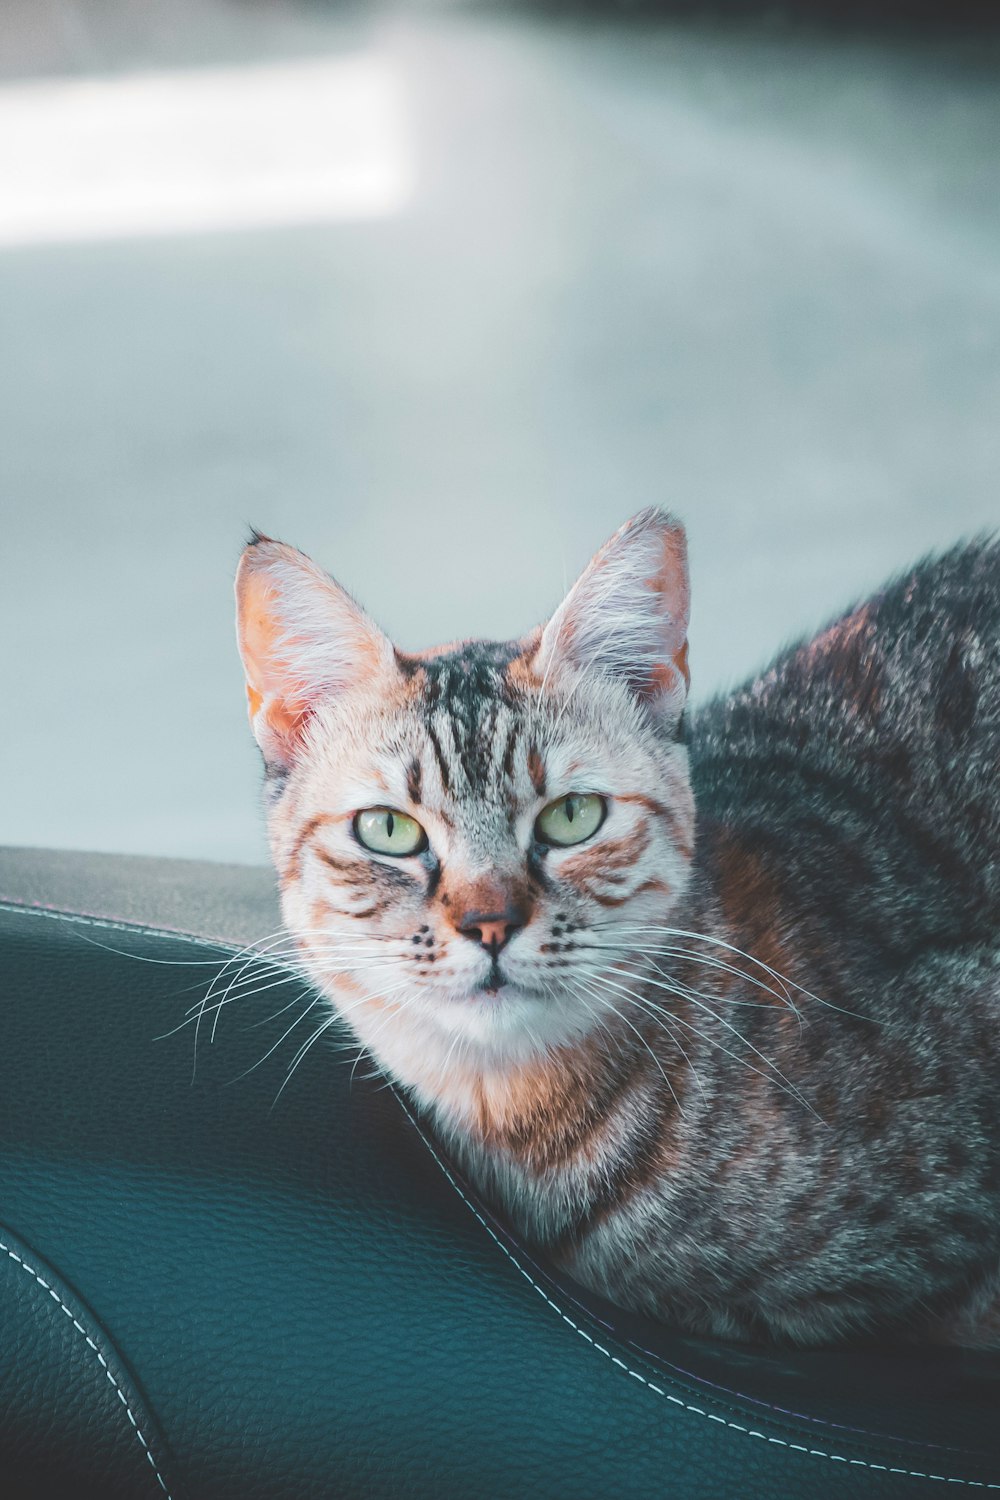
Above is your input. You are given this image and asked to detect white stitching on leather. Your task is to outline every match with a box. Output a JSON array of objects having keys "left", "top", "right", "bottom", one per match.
[
  {"left": 0, "top": 898, "right": 235, "bottom": 951},
  {"left": 0, "top": 1238, "right": 172, "bottom": 1498},
  {"left": 4, "top": 899, "right": 999, "bottom": 1490},
  {"left": 399, "top": 1100, "right": 1000, "bottom": 1492}
]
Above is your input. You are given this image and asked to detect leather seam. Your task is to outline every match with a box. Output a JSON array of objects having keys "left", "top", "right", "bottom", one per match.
[
  {"left": 0, "top": 898, "right": 239, "bottom": 951},
  {"left": 397, "top": 1096, "right": 1000, "bottom": 1491},
  {"left": 3, "top": 900, "right": 997, "bottom": 1489},
  {"left": 0, "top": 1237, "right": 172, "bottom": 1499}
]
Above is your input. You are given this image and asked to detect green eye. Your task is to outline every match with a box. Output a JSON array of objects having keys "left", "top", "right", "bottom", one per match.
[
  {"left": 354, "top": 807, "right": 427, "bottom": 857},
  {"left": 535, "top": 793, "right": 606, "bottom": 848}
]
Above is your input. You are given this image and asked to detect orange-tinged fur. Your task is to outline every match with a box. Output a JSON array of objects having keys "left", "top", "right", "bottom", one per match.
[
  {"left": 709, "top": 828, "right": 813, "bottom": 1011},
  {"left": 616, "top": 792, "right": 694, "bottom": 860},
  {"left": 403, "top": 1033, "right": 621, "bottom": 1167}
]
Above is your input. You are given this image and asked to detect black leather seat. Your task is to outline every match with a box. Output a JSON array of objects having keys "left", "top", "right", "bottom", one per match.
[{"left": 1, "top": 845, "right": 998, "bottom": 1499}]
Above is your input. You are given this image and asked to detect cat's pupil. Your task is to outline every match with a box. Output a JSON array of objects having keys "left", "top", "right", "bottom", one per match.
[
  {"left": 386, "top": 811, "right": 395, "bottom": 838},
  {"left": 566, "top": 797, "right": 576, "bottom": 822}
]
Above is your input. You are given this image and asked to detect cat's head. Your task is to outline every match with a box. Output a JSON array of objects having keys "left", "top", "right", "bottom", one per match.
[{"left": 235, "top": 509, "right": 694, "bottom": 1114}]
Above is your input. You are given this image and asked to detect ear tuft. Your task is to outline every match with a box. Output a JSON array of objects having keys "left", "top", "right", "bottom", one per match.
[
  {"left": 534, "top": 508, "right": 690, "bottom": 727},
  {"left": 235, "top": 537, "right": 393, "bottom": 771}
]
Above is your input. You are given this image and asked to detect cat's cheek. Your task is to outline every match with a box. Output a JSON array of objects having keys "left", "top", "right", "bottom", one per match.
[
  {"left": 335, "top": 995, "right": 465, "bottom": 1105},
  {"left": 551, "top": 829, "right": 686, "bottom": 917}
]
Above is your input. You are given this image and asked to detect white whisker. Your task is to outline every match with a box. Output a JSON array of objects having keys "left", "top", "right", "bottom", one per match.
[
  {"left": 225, "top": 996, "right": 320, "bottom": 1085},
  {"left": 270, "top": 1014, "right": 342, "bottom": 1110},
  {"left": 573, "top": 973, "right": 684, "bottom": 1117},
  {"left": 586, "top": 965, "right": 824, "bottom": 1124}
]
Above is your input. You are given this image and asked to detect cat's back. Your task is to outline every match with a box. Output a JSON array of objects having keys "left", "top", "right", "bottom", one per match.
[{"left": 689, "top": 536, "right": 1000, "bottom": 955}]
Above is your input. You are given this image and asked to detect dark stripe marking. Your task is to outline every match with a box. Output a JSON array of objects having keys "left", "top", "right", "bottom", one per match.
[
  {"left": 527, "top": 744, "right": 547, "bottom": 797},
  {"left": 284, "top": 813, "right": 339, "bottom": 884},
  {"left": 425, "top": 721, "right": 452, "bottom": 793}
]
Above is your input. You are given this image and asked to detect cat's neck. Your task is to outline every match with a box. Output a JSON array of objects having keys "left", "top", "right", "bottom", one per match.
[{"left": 423, "top": 1034, "right": 631, "bottom": 1166}]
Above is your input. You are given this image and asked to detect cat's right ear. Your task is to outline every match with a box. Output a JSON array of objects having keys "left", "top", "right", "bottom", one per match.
[
  {"left": 235, "top": 533, "right": 394, "bottom": 770},
  {"left": 533, "top": 508, "right": 690, "bottom": 729}
]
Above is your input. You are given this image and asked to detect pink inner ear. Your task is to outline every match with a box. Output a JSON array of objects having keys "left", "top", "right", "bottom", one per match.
[
  {"left": 646, "top": 644, "right": 689, "bottom": 701},
  {"left": 655, "top": 524, "right": 686, "bottom": 590},
  {"left": 640, "top": 523, "right": 690, "bottom": 701},
  {"left": 533, "top": 508, "right": 691, "bottom": 718},
  {"left": 236, "top": 538, "right": 399, "bottom": 769},
  {"left": 675, "top": 640, "right": 690, "bottom": 690},
  {"left": 238, "top": 573, "right": 317, "bottom": 764},
  {"left": 649, "top": 522, "right": 690, "bottom": 648}
]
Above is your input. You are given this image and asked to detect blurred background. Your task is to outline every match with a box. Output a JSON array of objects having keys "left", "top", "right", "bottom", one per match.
[{"left": 2, "top": 0, "right": 998, "bottom": 864}]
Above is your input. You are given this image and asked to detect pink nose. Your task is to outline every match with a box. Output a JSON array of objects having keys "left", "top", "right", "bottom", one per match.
[{"left": 457, "top": 910, "right": 524, "bottom": 955}]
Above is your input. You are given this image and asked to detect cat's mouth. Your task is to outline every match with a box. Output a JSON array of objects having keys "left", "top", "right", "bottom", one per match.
[{"left": 479, "top": 957, "right": 507, "bottom": 997}]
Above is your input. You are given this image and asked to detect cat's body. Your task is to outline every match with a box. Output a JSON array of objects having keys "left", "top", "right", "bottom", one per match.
[
  {"left": 236, "top": 514, "right": 1000, "bottom": 1347},
  {"left": 445, "top": 541, "right": 1000, "bottom": 1345}
]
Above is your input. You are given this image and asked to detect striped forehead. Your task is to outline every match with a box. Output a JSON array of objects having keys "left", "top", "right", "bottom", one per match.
[{"left": 397, "top": 640, "right": 531, "bottom": 806}]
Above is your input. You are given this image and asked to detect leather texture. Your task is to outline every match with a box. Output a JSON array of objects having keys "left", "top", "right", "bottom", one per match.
[
  {"left": 0, "top": 845, "right": 280, "bottom": 947},
  {"left": 0, "top": 1220, "right": 173, "bottom": 1499},
  {"left": 0, "top": 845, "right": 998, "bottom": 1499}
]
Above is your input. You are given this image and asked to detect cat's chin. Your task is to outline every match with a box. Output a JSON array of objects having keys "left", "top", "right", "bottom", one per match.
[
  {"left": 459, "top": 978, "right": 532, "bottom": 1004},
  {"left": 444, "top": 976, "right": 573, "bottom": 1017},
  {"left": 432, "top": 979, "right": 544, "bottom": 1025},
  {"left": 427, "top": 980, "right": 597, "bottom": 1060},
  {"left": 339, "top": 973, "right": 597, "bottom": 1091}
]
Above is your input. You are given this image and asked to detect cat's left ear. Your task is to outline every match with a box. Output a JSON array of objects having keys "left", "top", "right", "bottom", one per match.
[
  {"left": 534, "top": 508, "right": 690, "bottom": 728},
  {"left": 235, "top": 533, "right": 395, "bottom": 770}
]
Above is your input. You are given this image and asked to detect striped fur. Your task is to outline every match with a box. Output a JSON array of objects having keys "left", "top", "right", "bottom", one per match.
[{"left": 236, "top": 512, "right": 1000, "bottom": 1348}]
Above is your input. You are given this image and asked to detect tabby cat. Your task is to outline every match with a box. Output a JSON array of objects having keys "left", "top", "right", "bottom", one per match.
[{"left": 235, "top": 510, "right": 1000, "bottom": 1347}]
